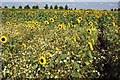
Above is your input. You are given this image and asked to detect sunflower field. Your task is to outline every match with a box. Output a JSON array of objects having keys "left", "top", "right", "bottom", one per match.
[{"left": 0, "top": 9, "right": 119, "bottom": 79}]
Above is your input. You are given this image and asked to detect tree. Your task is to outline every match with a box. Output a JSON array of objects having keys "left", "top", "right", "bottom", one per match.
[
  {"left": 44, "top": 4, "right": 49, "bottom": 9},
  {"left": 50, "top": 5, "right": 53, "bottom": 9},
  {"left": 118, "top": 8, "right": 120, "bottom": 11},
  {"left": 4, "top": 6, "right": 8, "bottom": 9},
  {"left": 36, "top": 5, "right": 39, "bottom": 9},
  {"left": 111, "top": 9, "right": 113, "bottom": 11},
  {"left": 54, "top": 5, "right": 58, "bottom": 10},
  {"left": 32, "top": 6, "right": 36, "bottom": 9},
  {"left": 12, "top": 6, "right": 15, "bottom": 9},
  {"left": 19, "top": 6, "right": 22, "bottom": 9},
  {"left": 74, "top": 8, "right": 76, "bottom": 10},
  {"left": 114, "top": 9, "right": 117, "bottom": 11},
  {"left": 65, "top": 5, "right": 68, "bottom": 10},
  {"left": 32, "top": 5, "right": 39, "bottom": 9},
  {"left": 24, "top": 5, "right": 30, "bottom": 9},
  {"left": 59, "top": 6, "right": 64, "bottom": 10},
  {"left": 70, "top": 8, "right": 73, "bottom": 10}
]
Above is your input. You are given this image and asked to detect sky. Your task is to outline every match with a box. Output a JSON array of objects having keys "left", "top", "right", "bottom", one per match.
[
  {"left": 0, "top": 0, "right": 120, "bottom": 2},
  {"left": 0, "top": 0, "right": 119, "bottom": 10}
]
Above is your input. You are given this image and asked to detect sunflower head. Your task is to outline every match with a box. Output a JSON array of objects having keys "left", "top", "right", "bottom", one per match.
[
  {"left": 86, "top": 29, "right": 92, "bottom": 34},
  {"left": 91, "top": 39, "right": 95, "bottom": 44},
  {"left": 76, "top": 19, "right": 81, "bottom": 24},
  {"left": 78, "top": 17, "right": 83, "bottom": 21},
  {"left": 14, "top": 25, "right": 18, "bottom": 28},
  {"left": 86, "top": 11, "right": 89, "bottom": 14},
  {"left": 8, "top": 31, "right": 12, "bottom": 34},
  {"left": 87, "top": 42, "right": 94, "bottom": 51},
  {"left": 55, "top": 47, "right": 59, "bottom": 51},
  {"left": 115, "top": 30, "right": 118, "bottom": 34},
  {"left": 35, "top": 22, "right": 38, "bottom": 25},
  {"left": 112, "top": 22, "right": 116, "bottom": 26},
  {"left": 6, "top": 22, "right": 10, "bottom": 25},
  {"left": 0, "top": 36, "right": 8, "bottom": 44},
  {"left": 71, "top": 25, "right": 76, "bottom": 28},
  {"left": 30, "top": 26, "right": 35, "bottom": 30},
  {"left": 46, "top": 52, "right": 52, "bottom": 58},
  {"left": 90, "top": 26, "right": 94, "bottom": 29},
  {"left": 89, "top": 22, "right": 93, "bottom": 26},
  {"left": 38, "top": 56, "right": 46, "bottom": 65},
  {"left": 44, "top": 21, "right": 49, "bottom": 25},
  {"left": 22, "top": 43, "right": 26, "bottom": 48},
  {"left": 54, "top": 15, "right": 57, "bottom": 19},
  {"left": 50, "top": 18, "right": 54, "bottom": 23},
  {"left": 58, "top": 24, "right": 63, "bottom": 30}
]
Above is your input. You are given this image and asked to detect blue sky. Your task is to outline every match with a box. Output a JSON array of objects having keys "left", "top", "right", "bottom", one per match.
[
  {"left": 0, "top": 0, "right": 120, "bottom": 2},
  {"left": 0, "top": 0, "right": 119, "bottom": 10}
]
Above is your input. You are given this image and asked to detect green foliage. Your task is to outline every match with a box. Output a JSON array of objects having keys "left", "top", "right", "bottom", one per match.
[
  {"left": 54, "top": 5, "right": 58, "bottom": 10},
  {"left": 59, "top": 6, "right": 64, "bottom": 10},
  {"left": 12, "top": 6, "right": 15, "bottom": 9},
  {"left": 65, "top": 5, "right": 68, "bottom": 10},
  {"left": 0, "top": 9, "right": 119, "bottom": 79},
  {"left": 24, "top": 5, "right": 30, "bottom": 9},
  {"left": 44, "top": 4, "right": 49, "bottom": 9},
  {"left": 18, "top": 6, "right": 22, "bottom": 9},
  {"left": 50, "top": 5, "right": 53, "bottom": 10}
]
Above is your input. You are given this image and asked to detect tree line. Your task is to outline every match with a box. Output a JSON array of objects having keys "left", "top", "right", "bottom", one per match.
[
  {"left": 111, "top": 8, "right": 120, "bottom": 11},
  {"left": 0, "top": 4, "right": 120, "bottom": 11},
  {"left": 0, "top": 4, "right": 77, "bottom": 10}
]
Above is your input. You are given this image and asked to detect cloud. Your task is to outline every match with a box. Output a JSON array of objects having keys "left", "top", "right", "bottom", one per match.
[
  {"left": 108, "top": 4, "right": 113, "bottom": 6},
  {"left": 1, "top": 0, "right": 75, "bottom": 2},
  {"left": 68, "top": 0, "right": 74, "bottom": 2}
]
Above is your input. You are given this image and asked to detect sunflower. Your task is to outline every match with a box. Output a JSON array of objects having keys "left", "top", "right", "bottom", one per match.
[
  {"left": 8, "top": 31, "right": 12, "bottom": 34},
  {"left": 0, "top": 32, "right": 2, "bottom": 35},
  {"left": 14, "top": 25, "right": 18, "bottom": 28},
  {"left": 50, "top": 18, "right": 54, "bottom": 23},
  {"left": 55, "top": 47, "right": 59, "bottom": 51},
  {"left": 58, "top": 24, "right": 63, "bottom": 30},
  {"left": 112, "top": 22, "right": 116, "bottom": 26},
  {"left": 54, "top": 15, "right": 57, "bottom": 19},
  {"left": 30, "top": 26, "right": 35, "bottom": 30},
  {"left": 90, "top": 26, "right": 94, "bottom": 29},
  {"left": 86, "top": 36, "right": 90, "bottom": 40},
  {"left": 88, "top": 42, "right": 94, "bottom": 51},
  {"left": 71, "top": 25, "right": 76, "bottom": 28},
  {"left": 22, "top": 43, "right": 26, "bottom": 48},
  {"left": 38, "top": 56, "right": 46, "bottom": 65},
  {"left": 46, "top": 52, "right": 52, "bottom": 58},
  {"left": 73, "top": 36, "right": 76, "bottom": 42},
  {"left": 35, "top": 22, "right": 38, "bottom": 25},
  {"left": 89, "top": 22, "right": 93, "bottom": 26},
  {"left": 91, "top": 39, "right": 94, "bottom": 44},
  {"left": 78, "top": 17, "right": 83, "bottom": 21},
  {"left": 76, "top": 19, "right": 81, "bottom": 24},
  {"left": 54, "top": 32, "right": 57, "bottom": 36},
  {"left": 0, "top": 36, "right": 8, "bottom": 43},
  {"left": 115, "top": 30, "right": 118, "bottom": 34},
  {"left": 44, "top": 21, "right": 49, "bottom": 25},
  {"left": 86, "top": 11, "right": 89, "bottom": 14},
  {"left": 6, "top": 22, "right": 10, "bottom": 25},
  {"left": 86, "top": 29, "right": 92, "bottom": 34}
]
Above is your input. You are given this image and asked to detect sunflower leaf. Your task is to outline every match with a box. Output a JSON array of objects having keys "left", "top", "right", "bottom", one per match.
[
  {"left": 85, "top": 61, "right": 90, "bottom": 65},
  {"left": 60, "top": 54, "right": 67, "bottom": 59},
  {"left": 89, "top": 53, "right": 93, "bottom": 59},
  {"left": 73, "top": 62, "right": 80, "bottom": 69},
  {"left": 71, "top": 71, "right": 80, "bottom": 77}
]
